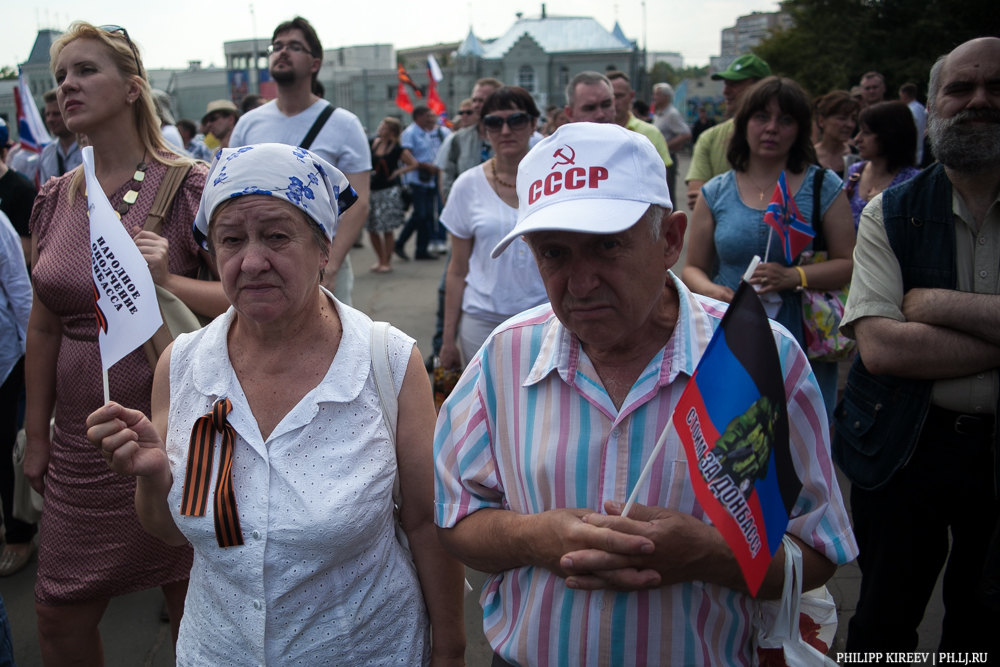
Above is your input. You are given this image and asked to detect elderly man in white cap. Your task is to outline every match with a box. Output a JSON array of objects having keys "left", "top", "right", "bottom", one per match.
[{"left": 433, "top": 123, "right": 856, "bottom": 666}]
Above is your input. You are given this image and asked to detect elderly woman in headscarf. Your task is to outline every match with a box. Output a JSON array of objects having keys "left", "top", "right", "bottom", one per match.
[{"left": 85, "top": 143, "right": 467, "bottom": 666}]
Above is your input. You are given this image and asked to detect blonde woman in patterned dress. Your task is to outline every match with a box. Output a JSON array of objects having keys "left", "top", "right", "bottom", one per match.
[
  {"left": 24, "top": 22, "right": 227, "bottom": 664},
  {"left": 86, "top": 144, "right": 466, "bottom": 666}
]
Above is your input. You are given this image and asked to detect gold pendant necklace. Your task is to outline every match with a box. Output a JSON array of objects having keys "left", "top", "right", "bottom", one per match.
[
  {"left": 492, "top": 157, "right": 516, "bottom": 189},
  {"left": 86, "top": 156, "right": 148, "bottom": 220},
  {"left": 744, "top": 172, "right": 778, "bottom": 201}
]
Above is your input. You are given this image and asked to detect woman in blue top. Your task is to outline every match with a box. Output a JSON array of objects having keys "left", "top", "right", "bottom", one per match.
[{"left": 683, "top": 76, "right": 855, "bottom": 418}]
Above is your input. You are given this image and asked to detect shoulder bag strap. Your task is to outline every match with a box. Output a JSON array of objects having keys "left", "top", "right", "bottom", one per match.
[
  {"left": 144, "top": 164, "right": 194, "bottom": 236},
  {"left": 811, "top": 167, "right": 827, "bottom": 253},
  {"left": 370, "top": 322, "right": 401, "bottom": 507},
  {"left": 300, "top": 104, "right": 336, "bottom": 150}
]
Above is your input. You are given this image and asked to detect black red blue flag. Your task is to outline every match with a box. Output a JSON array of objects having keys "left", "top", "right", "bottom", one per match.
[{"left": 674, "top": 277, "right": 800, "bottom": 595}]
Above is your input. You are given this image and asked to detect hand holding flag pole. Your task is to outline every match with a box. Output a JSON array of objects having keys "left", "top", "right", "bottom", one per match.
[
  {"left": 83, "top": 147, "right": 163, "bottom": 404},
  {"left": 621, "top": 254, "right": 799, "bottom": 596}
]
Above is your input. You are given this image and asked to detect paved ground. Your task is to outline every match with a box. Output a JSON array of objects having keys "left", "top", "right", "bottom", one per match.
[{"left": 0, "top": 152, "right": 945, "bottom": 665}]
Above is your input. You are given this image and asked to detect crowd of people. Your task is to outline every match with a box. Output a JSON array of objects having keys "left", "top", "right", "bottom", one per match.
[{"left": 0, "top": 10, "right": 997, "bottom": 666}]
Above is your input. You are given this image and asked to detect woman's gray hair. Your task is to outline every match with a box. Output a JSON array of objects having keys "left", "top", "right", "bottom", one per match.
[{"left": 926, "top": 55, "right": 948, "bottom": 116}]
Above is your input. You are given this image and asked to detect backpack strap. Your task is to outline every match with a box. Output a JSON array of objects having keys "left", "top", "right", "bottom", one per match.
[
  {"left": 300, "top": 104, "right": 336, "bottom": 150},
  {"left": 144, "top": 164, "right": 194, "bottom": 236},
  {"left": 370, "top": 322, "right": 401, "bottom": 508}
]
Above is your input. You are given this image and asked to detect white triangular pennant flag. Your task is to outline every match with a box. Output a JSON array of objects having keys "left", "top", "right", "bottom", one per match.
[
  {"left": 427, "top": 54, "right": 443, "bottom": 82},
  {"left": 83, "top": 146, "right": 162, "bottom": 379}
]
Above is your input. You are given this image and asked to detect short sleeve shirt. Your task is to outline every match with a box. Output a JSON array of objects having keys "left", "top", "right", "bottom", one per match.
[
  {"left": 230, "top": 100, "right": 372, "bottom": 175},
  {"left": 439, "top": 165, "right": 548, "bottom": 323},
  {"left": 841, "top": 188, "right": 1000, "bottom": 413},
  {"left": 434, "top": 273, "right": 858, "bottom": 666},
  {"left": 653, "top": 106, "right": 691, "bottom": 145},
  {"left": 625, "top": 114, "right": 673, "bottom": 168},
  {"left": 686, "top": 118, "right": 734, "bottom": 184}
]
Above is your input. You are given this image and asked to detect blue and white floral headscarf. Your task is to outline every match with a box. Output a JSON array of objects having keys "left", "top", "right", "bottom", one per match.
[{"left": 192, "top": 143, "right": 358, "bottom": 250}]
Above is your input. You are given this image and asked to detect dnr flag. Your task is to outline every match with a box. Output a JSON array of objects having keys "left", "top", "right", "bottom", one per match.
[
  {"left": 83, "top": 147, "right": 163, "bottom": 374},
  {"left": 675, "top": 278, "right": 800, "bottom": 596}
]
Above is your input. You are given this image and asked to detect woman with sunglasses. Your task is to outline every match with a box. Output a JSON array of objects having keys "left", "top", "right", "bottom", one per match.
[
  {"left": 439, "top": 87, "right": 549, "bottom": 370},
  {"left": 24, "top": 22, "right": 227, "bottom": 663}
]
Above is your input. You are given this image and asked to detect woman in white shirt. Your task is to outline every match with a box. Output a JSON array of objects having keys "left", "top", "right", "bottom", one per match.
[
  {"left": 439, "top": 87, "right": 549, "bottom": 369},
  {"left": 85, "top": 144, "right": 466, "bottom": 666}
]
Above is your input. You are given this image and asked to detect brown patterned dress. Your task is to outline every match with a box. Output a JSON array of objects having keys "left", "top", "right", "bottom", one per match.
[{"left": 29, "top": 155, "right": 207, "bottom": 605}]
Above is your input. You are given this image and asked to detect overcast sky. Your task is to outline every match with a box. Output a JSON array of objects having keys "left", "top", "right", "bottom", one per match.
[{"left": 5, "top": 0, "right": 781, "bottom": 72}]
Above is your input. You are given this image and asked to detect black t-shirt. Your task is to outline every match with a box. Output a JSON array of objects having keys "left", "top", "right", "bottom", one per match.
[
  {"left": 0, "top": 168, "right": 38, "bottom": 237},
  {"left": 369, "top": 140, "right": 405, "bottom": 191}
]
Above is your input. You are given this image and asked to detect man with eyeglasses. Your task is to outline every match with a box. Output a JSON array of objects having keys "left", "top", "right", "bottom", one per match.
[
  {"left": 230, "top": 15, "right": 371, "bottom": 306},
  {"left": 201, "top": 100, "right": 239, "bottom": 151}
]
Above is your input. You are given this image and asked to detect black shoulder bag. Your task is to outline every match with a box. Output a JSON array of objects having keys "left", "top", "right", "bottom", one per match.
[{"left": 300, "top": 104, "right": 336, "bottom": 149}]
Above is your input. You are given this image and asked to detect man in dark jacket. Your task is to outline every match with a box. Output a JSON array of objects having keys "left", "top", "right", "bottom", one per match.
[{"left": 835, "top": 36, "right": 1000, "bottom": 652}]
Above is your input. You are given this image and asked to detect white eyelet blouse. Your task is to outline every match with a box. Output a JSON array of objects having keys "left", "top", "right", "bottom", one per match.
[{"left": 165, "top": 294, "right": 429, "bottom": 666}]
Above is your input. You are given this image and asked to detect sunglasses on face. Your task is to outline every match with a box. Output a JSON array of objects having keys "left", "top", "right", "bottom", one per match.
[
  {"left": 100, "top": 25, "right": 144, "bottom": 80},
  {"left": 267, "top": 41, "right": 313, "bottom": 56},
  {"left": 457, "top": 110, "right": 474, "bottom": 116},
  {"left": 204, "top": 113, "right": 230, "bottom": 123},
  {"left": 482, "top": 112, "right": 531, "bottom": 132}
]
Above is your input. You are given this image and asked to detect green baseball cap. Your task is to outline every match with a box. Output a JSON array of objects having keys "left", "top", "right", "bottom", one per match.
[{"left": 712, "top": 54, "right": 771, "bottom": 81}]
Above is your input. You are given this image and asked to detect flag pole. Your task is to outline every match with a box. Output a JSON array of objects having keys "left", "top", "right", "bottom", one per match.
[
  {"left": 763, "top": 227, "right": 773, "bottom": 265},
  {"left": 622, "top": 256, "right": 762, "bottom": 519},
  {"left": 102, "top": 368, "right": 110, "bottom": 405}
]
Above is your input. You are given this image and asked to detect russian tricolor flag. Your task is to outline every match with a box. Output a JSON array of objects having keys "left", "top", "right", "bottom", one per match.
[{"left": 14, "top": 69, "right": 52, "bottom": 154}]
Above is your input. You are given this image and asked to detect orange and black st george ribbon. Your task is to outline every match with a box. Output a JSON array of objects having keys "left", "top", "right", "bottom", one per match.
[
  {"left": 179, "top": 398, "right": 244, "bottom": 548},
  {"left": 92, "top": 281, "right": 108, "bottom": 334}
]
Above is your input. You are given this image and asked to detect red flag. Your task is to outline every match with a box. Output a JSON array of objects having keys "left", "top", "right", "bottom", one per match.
[
  {"left": 395, "top": 81, "right": 414, "bottom": 113},
  {"left": 763, "top": 171, "right": 815, "bottom": 264},
  {"left": 426, "top": 69, "right": 446, "bottom": 116}
]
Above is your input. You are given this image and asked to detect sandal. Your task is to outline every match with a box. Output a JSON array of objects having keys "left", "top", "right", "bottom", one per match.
[{"left": 0, "top": 542, "right": 35, "bottom": 577}]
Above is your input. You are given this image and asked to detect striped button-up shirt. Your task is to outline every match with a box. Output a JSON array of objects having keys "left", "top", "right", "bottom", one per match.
[{"left": 434, "top": 273, "right": 857, "bottom": 667}]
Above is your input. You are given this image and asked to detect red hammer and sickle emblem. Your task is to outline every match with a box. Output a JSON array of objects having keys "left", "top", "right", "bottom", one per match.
[{"left": 551, "top": 145, "right": 576, "bottom": 169}]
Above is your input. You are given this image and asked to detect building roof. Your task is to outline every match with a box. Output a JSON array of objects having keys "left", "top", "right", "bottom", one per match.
[
  {"left": 457, "top": 29, "right": 483, "bottom": 57},
  {"left": 26, "top": 29, "right": 62, "bottom": 64},
  {"left": 611, "top": 22, "right": 632, "bottom": 47},
  {"left": 481, "top": 16, "right": 633, "bottom": 59}
]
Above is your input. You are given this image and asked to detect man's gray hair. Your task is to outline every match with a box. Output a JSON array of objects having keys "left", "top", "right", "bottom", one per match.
[
  {"left": 566, "top": 71, "right": 612, "bottom": 108},
  {"left": 652, "top": 83, "right": 674, "bottom": 101},
  {"left": 926, "top": 55, "right": 948, "bottom": 116},
  {"left": 643, "top": 204, "right": 669, "bottom": 240}
]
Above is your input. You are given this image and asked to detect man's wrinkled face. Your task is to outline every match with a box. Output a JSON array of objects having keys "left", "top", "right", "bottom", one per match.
[
  {"left": 927, "top": 38, "right": 1000, "bottom": 174},
  {"left": 525, "top": 209, "right": 685, "bottom": 353}
]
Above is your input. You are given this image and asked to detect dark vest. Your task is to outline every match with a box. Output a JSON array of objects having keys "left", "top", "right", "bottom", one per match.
[{"left": 832, "top": 164, "right": 1000, "bottom": 490}]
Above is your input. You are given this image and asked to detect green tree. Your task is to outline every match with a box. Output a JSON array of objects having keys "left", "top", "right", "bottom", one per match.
[
  {"left": 648, "top": 62, "right": 710, "bottom": 88},
  {"left": 0, "top": 66, "right": 16, "bottom": 80},
  {"left": 754, "top": 0, "right": 1000, "bottom": 100}
]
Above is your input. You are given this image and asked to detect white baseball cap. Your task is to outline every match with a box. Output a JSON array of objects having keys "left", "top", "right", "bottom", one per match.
[{"left": 490, "top": 122, "right": 672, "bottom": 258}]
